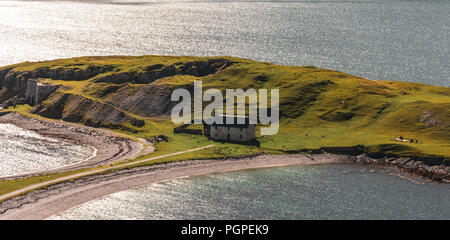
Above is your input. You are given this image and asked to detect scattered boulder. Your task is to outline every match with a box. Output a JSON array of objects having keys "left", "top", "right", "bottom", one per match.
[
  {"left": 131, "top": 118, "right": 145, "bottom": 127},
  {"left": 254, "top": 74, "right": 269, "bottom": 82},
  {"left": 145, "top": 135, "right": 169, "bottom": 144}
]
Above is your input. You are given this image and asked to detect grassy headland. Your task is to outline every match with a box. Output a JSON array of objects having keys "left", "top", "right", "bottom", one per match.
[
  {"left": 0, "top": 55, "right": 449, "bottom": 196},
  {"left": 1, "top": 55, "right": 448, "bottom": 158}
]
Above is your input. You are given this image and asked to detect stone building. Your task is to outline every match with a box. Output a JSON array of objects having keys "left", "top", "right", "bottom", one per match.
[
  {"left": 25, "top": 79, "right": 58, "bottom": 106},
  {"left": 203, "top": 115, "right": 256, "bottom": 143}
]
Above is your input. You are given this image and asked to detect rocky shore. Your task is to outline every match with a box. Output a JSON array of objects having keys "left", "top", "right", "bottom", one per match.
[
  {"left": 354, "top": 155, "right": 450, "bottom": 183},
  {"left": 298, "top": 146, "right": 449, "bottom": 182}
]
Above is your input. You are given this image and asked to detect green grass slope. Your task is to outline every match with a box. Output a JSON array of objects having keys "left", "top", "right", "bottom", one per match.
[{"left": 1, "top": 55, "right": 449, "bottom": 162}]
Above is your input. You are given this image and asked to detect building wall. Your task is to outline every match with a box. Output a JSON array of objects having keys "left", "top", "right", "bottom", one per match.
[
  {"left": 37, "top": 84, "right": 57, "bottom": 104},
  {"left": 25, "top": 79, "right": 38, "bottom": 105},
  {"left": 204, "top": 125, "right": 211, "bottom": 137},
  {"left": 247, "top": 125, "right": 256, "bottom": 140},
  {"left": 25, "top": 79, "right": 57, "bottom": 106},
  {"left": 210, "top": 125, "right": 256, "bottom": 143}
]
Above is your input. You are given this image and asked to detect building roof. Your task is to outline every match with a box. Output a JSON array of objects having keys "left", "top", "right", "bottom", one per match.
[{"left": 203, "top": 115, "right": 253, "bottom": 128}]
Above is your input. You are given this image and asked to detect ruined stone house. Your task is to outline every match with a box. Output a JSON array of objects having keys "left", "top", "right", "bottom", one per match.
[
  {"left": 25, "top": 79, "right": 58, "bottom": 106},
  {"left": 203, "top": 115, "right": 256, "bottom": 143}
]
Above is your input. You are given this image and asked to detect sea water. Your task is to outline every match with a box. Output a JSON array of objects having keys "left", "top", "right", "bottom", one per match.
[
  {"left": 50, "top": 164, "right": 450, "bottom": 220},
  {"left": 1, "top": 0, "right": 449, "bottom": 219},
  {"left": 0, "top": 123, "right": 94, "bottom": 177},
  {"left": 0, "top": 0, "right": 449, "bottom": 86}
]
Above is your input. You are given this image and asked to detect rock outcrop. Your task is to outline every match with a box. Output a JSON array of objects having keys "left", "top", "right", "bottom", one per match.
[
  {"left": 0, "top": 65, "right": 111, "bottom": 99},
  {"left": 23, "top": 65, "right": 112, "bottom": 81},
  {"left": 32, "top": 92, "right": 143, "bottom": 130},
  {"left": 102, "top": 84, "right": 184, "bottom": 117},
  {"left": 354, "top": 154, "right": 450, "bottom": 182},
  {"left": 0, "top": 58, "right": 234, "bottom": 124},
  {"left": 94, "top": 58, "right": 234, "bottom": 84},
  {"left": 294, "top": 145, "right": 449, "bottom": 182}
]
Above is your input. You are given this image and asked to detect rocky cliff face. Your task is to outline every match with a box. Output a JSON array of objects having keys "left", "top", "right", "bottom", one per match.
[
  {"left": 0, "top": 68, "right": 27, "bottom": 102},
  {"left": 31, "top": 92, "right": 142, "bottom": 130},
  {"left": 0, "top": 67, "right": 135, "bottom": 129},
  {"left": 94, "top": 59, "right": 233, "bottom": 84},
  {"left": 0, "top": 58, "right": 234, "bottom": 130},
  {"left": 0, "top": 65, "right": 110, "bottom": 98},
  {"left": 102, "top": 84, "right": 186, "bottom": 117}
]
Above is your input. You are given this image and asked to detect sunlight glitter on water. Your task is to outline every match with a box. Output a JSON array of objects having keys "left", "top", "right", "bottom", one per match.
[
  {"left": 0, "top": 124, "right": 95, "bottom": 177},
  {"left": 0, "top": 0, "right": 448, "bottom": 86},
  {"left": 49, "top": 164, "right": 450, "bottom": 220}
]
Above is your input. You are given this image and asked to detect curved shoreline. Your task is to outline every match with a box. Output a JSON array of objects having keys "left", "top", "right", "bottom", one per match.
[
  {"left": 0, "top": 114, "right": 448, "bottom": 219},
  {"left": 0, "top": 144, "right": 98, "bottom": 180},
  {"left": 0, "top": 152, "right": 448, "bottom": 220},
  {"left": 0, "top": 112, "right": 144, "bottom": 180},
  {"left": 0, "top": 154, "right": 356, "bottom": 220}
]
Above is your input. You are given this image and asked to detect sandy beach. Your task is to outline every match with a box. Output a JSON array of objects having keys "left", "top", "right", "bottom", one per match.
[{"left": 0, "top": 153, "right": 357, "bottom": 220}]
